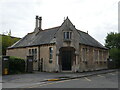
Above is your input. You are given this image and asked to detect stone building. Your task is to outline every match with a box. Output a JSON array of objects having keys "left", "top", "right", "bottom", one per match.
[{"left": 6, "top": 16, "right": 109, "bottom": 72}]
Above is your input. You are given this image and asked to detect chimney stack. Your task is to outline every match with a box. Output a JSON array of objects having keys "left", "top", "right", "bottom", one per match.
[
  {"left": 34, "top": 16, "right": 42, "bottom": 33},
  {"left": 39, "top": 17, "right": 42, "bottom": 30},
  {"left": 35, "top": 16, "right": 39, "bottom": 28}
]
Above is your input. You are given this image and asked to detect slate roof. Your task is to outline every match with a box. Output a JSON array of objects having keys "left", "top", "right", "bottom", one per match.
[
  {"left": 9, "top": 29, "right": 107, "bottom": 49},
  {"left": 77, "top": 30, "right": 107, "bottom": 49},
  {"left": 8, "top": 18, "right": 107, "bottom": 49},
  {"left": 9, "top": 26, "right": 59, "bottom": 48}
]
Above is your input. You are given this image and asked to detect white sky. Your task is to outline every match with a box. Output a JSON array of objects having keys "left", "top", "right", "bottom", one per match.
[{"left": 0, "top": 0, "right": 119, "bottom": 45}]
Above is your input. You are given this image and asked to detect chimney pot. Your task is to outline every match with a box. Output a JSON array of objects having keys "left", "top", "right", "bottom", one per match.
[
  {"left": 39, "top": 17, "right": 42, "bottom": 20},
  {"left": 36, "top": 16, "right": 39, "bottom": 19}
]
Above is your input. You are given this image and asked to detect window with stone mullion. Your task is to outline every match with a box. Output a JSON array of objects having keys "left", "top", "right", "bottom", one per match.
[
  {"left": 28, "top": 48, "right": 37, "bottom": 60},
  {"left": 64, "top": 31, "right": 72, "bottom": 40}
]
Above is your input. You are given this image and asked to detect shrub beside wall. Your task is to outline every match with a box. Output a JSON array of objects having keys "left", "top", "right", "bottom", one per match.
[{"left": 9, "top": 56, "right": 25, "bottom": 74}]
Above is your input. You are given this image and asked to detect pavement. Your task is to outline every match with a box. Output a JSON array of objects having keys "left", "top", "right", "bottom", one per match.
[{"left": 2, "top": 69, "right": 118, "bottom": 88}]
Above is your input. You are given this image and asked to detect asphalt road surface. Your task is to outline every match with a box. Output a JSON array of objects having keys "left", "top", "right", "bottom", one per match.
[{"left": 27, "top": 71, "right": 118, "bottom": 88}]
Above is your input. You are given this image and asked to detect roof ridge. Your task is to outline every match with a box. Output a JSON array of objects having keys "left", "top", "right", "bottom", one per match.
[
  {"left": 44, "top": 26, "right": 60, "bottom": 31},
  {"left": 27, "top": 26, "right": 60, "bottom": 35},
  {"left": 28, "top": 32, "right": 34, "bottom": 34}
]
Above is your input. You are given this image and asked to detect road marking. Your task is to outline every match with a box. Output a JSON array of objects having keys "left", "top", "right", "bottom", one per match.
[
  {"left": 97, "top": 75, "right": 105, "bottom": 77},
  {"left": 109, "top": 73, "right": 115, "bottom": 75},
  {"left": 29, "top": 83, "right": 54, "bottom": 88},
  {"left": 84, "top": 77, "right": 91, "bottom": 81},
  {"left": 39, "top": 80, "right": 70, "bottom": 87}
]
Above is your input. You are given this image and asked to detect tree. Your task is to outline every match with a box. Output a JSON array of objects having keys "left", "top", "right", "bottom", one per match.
[
  {"left": 105, "top": 32, "right": 120, "bottom": 49},
  {"left": 1, "top": 34, "right": 21, "bottom": 55},
  {"left": 105, "top": 32, "right": 120, "bottom": 68}
]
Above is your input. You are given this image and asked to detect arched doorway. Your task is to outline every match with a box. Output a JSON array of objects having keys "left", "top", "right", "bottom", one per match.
[{"left": 59, "top": 47, "right": 76, "bottom": 71}]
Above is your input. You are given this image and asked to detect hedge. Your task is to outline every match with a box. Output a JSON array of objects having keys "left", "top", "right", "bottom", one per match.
[{"left": 9, "top": 56, "right": 25, "bottom": 74}]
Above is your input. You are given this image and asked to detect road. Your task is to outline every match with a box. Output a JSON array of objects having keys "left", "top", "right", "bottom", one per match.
[{"left": 26, "top": 71, "right": 118, "bottom": 88}]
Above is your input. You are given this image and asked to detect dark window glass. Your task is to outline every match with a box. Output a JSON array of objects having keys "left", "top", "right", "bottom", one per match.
[
  {"left": 67, "top": 32, "right": 69, "bottom": 39},
  {"left": 32, "top": 49, "right": 34, "bottom": 55},
  {"left": 49, "top": 47, "right": 53, "bottom": 60},
  {"left": 29, "top": 49, "right": 31, "bottom": 55},
  {"left": 70, "top": 32, "right": 72, "bottom": 39},
  {"left": 64, "top": 32, "right": 66, "bottom": 39}
]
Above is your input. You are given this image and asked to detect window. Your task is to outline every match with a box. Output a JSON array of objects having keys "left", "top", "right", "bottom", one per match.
[
  {"left": 70, "top": 32, "right": 72, "bottom": 39},
  {"left": 64, "top": 32, "right": 72, "bottom": 40},
  {"left": 32, "top": 49, "right": 34, "bottom": 55},
  {"left": 34, "top": 48, "right": 37, "bottom": 60},
  {"left": 29, "top": 49, "right": 32, "bottom": 55},
  {"left": 67, "top": 32, "right": 69, "bottom": 39},
  {"left": 99, "top": 50, "right": 102, "bottom": 61},
  {"left": 103, "top": 51, "right": 107, "bottom": 61},
  {"left": 29, "top": 48, "right": 37, "bottom": 61},
  {"left": 94, "top": 50, "right": 98, "bottom": 61},
  {"left": 82, "top": 48, "right": 87, "bottom": 61},
  {"left": 49, "top": 47, "right": 53, "bottom": 63}
]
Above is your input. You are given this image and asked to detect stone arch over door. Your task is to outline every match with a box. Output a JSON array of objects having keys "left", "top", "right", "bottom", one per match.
[{"left": 59, "top": 47, "right": 76, "bottom": 71}]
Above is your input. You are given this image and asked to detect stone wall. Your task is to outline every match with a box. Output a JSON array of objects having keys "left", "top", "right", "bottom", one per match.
[
  {"left": 6, "top": 48, "right": 27, "bottom": 59},
  {"left": 79, "top": 44, "right": 109, "bottom": 72},
  {"left": 6, "top": 44, "right": 108, "bottom": 72},
  {"left": 6, "top": 45, "right": 57, "bottom": 72},
  {"left": 40, "top": 44, "right": 56, "bottom": 72}
]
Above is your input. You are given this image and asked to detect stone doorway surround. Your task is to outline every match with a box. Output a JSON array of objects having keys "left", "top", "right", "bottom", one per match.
[{"left": 59, "top": 47, "right": 76, "bottom": 72}]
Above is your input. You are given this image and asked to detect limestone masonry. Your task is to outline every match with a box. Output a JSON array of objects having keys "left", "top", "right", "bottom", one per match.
[{"left": 7, "top": 16, "right": 109, "bottom": 72}]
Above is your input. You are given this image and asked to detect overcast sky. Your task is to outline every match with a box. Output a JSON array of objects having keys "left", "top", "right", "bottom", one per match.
[{"left": 0, "top": 0, "right": 119, "bottom": 45}]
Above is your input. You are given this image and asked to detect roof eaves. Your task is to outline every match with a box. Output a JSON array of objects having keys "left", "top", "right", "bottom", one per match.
[
  {"left": 79, "top": 43, "right": 108, "bottom": 50},
  {"left": 8, "top": 42, "right": 56, "bottom": 49}
]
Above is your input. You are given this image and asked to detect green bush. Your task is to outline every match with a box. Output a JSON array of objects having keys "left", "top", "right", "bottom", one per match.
[
  {"left": 109, "top": 48, "right": 120, "bottom": 68},
  {"left": 9, "top": 56, "right": 25, "bottom": 74}
]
